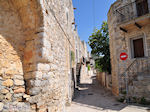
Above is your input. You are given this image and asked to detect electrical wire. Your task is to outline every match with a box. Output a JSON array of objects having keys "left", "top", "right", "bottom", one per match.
[{"left": 45, "top": 1, "right": 73, "bottom": 48}]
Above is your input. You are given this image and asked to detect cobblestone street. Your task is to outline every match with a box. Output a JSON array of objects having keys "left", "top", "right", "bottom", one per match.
[{"left": 66, "top": 74, "right": 150, "bottom": 112}]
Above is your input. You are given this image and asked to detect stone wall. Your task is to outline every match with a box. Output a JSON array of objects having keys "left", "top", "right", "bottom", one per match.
[
  {"left": 0, "top": 0, "right": 42, "bottom": 111},
  {"left": 108, "top": 1, "right": 119, "bottom": 95},
  {"left": 74, "top": 32, "right": 89, "bottom": 77},
  {"left": 30, "top": 0, "right": 76, "bottom": 111},
  {"left": 108, "top": 0, "right": 150, "bottom": 100},
  {"left": 0, "top": 0, "right": 82, "bottom": 111},
  {"left": 96, "top": 72, "right": 112, "bottom": 90}
]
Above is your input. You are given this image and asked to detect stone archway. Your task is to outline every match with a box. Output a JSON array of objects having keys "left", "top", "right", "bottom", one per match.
[
  {"left": 0, "top": 0, "right": 43, "bottom": 111},
  {"left": 0, "top": 0, "right": 76, "bottom": 111}
]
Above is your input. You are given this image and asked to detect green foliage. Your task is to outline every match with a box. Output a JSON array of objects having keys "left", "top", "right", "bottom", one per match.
[
  {"left": 71, "top": 51, "right": 75, "bottom": 62},
  {"left": 121, "top": 90, "right": 127, "bottom": 95},
  {"left": 132, "top": 97, "right": 137, "bottom": 103},
  {"left": 139, "top": 97, "right": 150, "bottom": 105},
  {"left": 88, "top": 21, "right": 111, "bottom": 73},
  {"left": 139, "top": 97, "right": 146, "bottom": 105},
  {"left": 88, "top": 65, "right": 91, "bottom": 71},
  {"left": 117, "top": 97, "right": 125, "bottom": 103}
]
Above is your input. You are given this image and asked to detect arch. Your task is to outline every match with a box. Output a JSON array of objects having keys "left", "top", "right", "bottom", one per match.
[{"left": 0, "top": 0, "right": 43, "bottom": 103}]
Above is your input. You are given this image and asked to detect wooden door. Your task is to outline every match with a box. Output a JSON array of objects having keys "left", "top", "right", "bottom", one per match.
[{"left": 133, "top": 38, "right": 144, "bottom": 58}]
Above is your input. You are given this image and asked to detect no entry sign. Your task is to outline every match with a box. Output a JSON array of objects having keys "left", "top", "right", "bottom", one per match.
[{"left": 120, "top": 52, "right": 128, "bottom": 61}]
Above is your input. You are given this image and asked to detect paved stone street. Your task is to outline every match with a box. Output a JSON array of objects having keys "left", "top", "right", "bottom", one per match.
[{"left": 66, "top": 74, "right": 150, "bottom": 112}]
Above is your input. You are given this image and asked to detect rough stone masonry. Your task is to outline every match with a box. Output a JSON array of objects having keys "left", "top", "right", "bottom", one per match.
[
  {"left": 108, "top": 0, "right": 150, "bottom": 101},
  {"left": 0, "top": 0, "right": 89, "bottom": 112}
]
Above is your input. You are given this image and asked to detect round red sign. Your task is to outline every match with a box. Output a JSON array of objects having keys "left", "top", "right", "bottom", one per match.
[{"left": 120, "top": 52, "right": 128, "bottom": 61}]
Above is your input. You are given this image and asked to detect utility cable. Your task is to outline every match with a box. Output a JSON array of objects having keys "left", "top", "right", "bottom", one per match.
[{"left": 45, "top": 1, "right": 73, "bottom": 48}]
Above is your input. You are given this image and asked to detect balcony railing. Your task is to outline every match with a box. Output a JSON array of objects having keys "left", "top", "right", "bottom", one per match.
[{"left": 116, "top": 0, "right": 149, "bottom": 24}]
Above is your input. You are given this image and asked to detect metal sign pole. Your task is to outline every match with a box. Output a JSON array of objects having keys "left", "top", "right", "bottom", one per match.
[
  {"left": 124, "top": 65, "right": 128, "bottom": 103},
  {"left": 120, "top": 51, "right": 128, "bottom": 103}
]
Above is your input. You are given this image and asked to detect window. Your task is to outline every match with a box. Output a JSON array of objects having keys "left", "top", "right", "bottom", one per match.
[
  {"left": 131, "top": 37, "right": 145, "bottom": 58},
  {"left": 136, "top": 0, "right": 149, "bottom": 17}
]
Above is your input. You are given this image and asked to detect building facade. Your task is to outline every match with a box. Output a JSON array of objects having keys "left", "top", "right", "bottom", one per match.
[
  {"left": 0, "top": 0, "right": 89, "bottom": 111},
  {"left": 108, "top": 0, "right": 150, "bottom": 101}
]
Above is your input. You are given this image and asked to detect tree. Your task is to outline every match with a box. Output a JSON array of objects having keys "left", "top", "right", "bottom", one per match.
[{"left": 88, "top": 22, "right": 111, "bottom": 74}]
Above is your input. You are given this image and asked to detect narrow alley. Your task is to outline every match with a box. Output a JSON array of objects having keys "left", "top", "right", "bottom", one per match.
[
  {"left": 0, "top": 0, "right": 150, "bottom": 111},
  {"left": 67, "top": 73, "right": 150, "bottom": 112}
]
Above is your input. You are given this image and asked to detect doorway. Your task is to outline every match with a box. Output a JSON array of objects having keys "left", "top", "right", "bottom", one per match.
[{"left": 131, "top": 38, "right": 145, "bottom": 58}]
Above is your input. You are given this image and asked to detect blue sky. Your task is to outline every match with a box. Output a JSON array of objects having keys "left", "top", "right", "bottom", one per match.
[{"left": 72, "top": 0, "right": 116, "bottom": 51}]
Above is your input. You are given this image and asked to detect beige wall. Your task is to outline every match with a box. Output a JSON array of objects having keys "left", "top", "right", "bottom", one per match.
[
  {"left": 0, "top": 0, "right": 90, "bottom": 111},
  {"left": 0, "top": 0, "right": 78, "bottom": 111},
  {"left": 96, "top": 72, "right": 112, "bottom": 90},
  {"left": 108, "top": 0, "right": 150, "bottom": 97},
  {"left": 0, "top": 0, "right": 43, "bottom": 111}
]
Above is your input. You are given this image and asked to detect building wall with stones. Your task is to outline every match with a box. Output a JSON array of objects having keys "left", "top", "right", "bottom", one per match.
[
  {"left": 0, "top": 0, "right": 43, "bottom": 111},
  {"left": 82, "top": 41, "right": 88, "bottom": 59},
  {"left": 0, "top": 0, "right": 85, "bottom": 111},
  {"left": 74, "top": 32, "right": 89, "bottom": 83},
  {"left": 80, "top": 41, "right": 88, "bottom": 82},
  {"left": 75, "top": 34, "right": 81, "bottom": 64},
  {"left": 108, "top": 0, "right": 150, "bottom": 101}
]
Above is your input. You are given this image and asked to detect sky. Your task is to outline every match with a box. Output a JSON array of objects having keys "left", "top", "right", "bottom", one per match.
[{"left": 72, "top": 0, "right": 116, "bottom": 51}]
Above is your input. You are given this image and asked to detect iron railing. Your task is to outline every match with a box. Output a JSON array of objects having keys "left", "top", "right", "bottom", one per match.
[
  {"left": 120, "top": 57, "right": 150, "bottom": 101},
  {"left": 116, "top": 0, "right": 149, "bottom": 23}
]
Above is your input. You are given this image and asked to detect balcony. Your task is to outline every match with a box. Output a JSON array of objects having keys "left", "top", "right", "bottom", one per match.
[{"left": 116, "top": 0, "right": 150, "bottom": 25}]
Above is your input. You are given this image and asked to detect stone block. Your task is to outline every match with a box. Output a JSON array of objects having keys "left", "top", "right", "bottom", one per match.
[
  {"left": 2, "top": 74, "right": 13, "bottom": 79},
  {"left": 5, "top": 93, "right": 12, "bottom": 101},
  {"left": 24, "top": 64, "right": 36, "bottom": 72},
  {"left": 0, "top": 95, "right": 4, "bottom": 101},
  {"left": 35, "top": 71, "right": 43, "bottom": 79},
  {"left": 51, "top": 64, "right": 57, "bottom": 70},
  {"left": 137, "top": 76, "right": 144, "bottom": 81},
  {"left": 13, "top": 93, "right": 24, "bottom": 98},
  {"left": 147, "top": 85, "right": 150, "bottom": 91},
  {"left": 31, "top": 104, "right": 37, "bottom": 110},
  {"left": 41, "top": 86, "right": 51, "bottom": 93},
  {"left": 31, "top": 80, "right": 42, "bottom": 87},
  {"left": 1, "top": 89, "right": 9, "bottom": 94},
  {"left": 2, "top": 79, "right": 13, "bottom": 87},
  {"left": 37, "top": 63, "right": 50, "bottom": 71},
  {"left": 14, "top": 88, "right": 25, "bottom": 93},
  {"left": 24, "top": 72, "right": 34, "bottom": 80},
  {"left": 37, "top": 101, "right": 45, "bottom": 108},
  {"left": 36, "top": 47, "right": 53, "bottom": 63},
  {"left": 24, "top": 50, "right": 34, "bottom": 63},
  {"left": 29, "top": 95, "right": 40, "bottom": 103},
  {"left": 43, "top": 38, "right": 51, "bottom": 49},
  {"left": 29, "top": 87, "right": 41, "bottom": 95},
  {"left": 38, "top": 108, "right": 47, "bottom": 112},
  {"left": 23, "top": 94, "right": 30, "bottom": 98},
  {"left": 42, "top": 73, "right": 51, "bottom": 79},
  {"left": 14, "top": 75, "right": 24, "bottom": 80},
  {"left": 0, "top": 102, "right": 4, "bottom": 111},
  {"left": 14, "top": 79, "right": 24, "bottom": 86}
]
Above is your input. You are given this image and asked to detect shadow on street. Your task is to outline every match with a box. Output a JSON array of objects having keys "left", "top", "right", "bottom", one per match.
[{"left": 72, "top": 75, "right": 150, "bottom": 112}]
